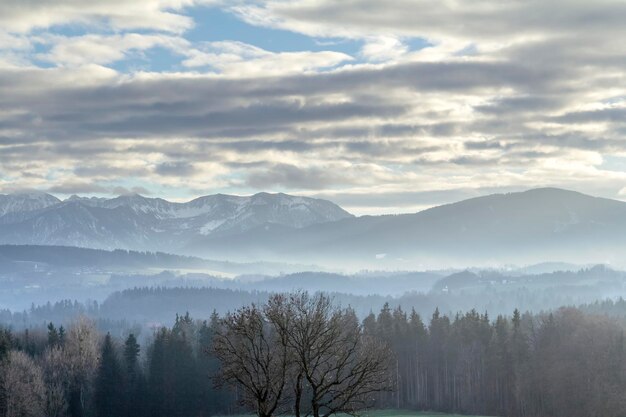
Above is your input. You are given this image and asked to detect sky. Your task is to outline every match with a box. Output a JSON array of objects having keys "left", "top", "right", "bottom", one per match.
[{"left": 1, "top": 0, "right": 626, "bottom": 214}]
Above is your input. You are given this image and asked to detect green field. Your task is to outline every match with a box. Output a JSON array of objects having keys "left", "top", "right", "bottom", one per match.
[
  {"left": 219, "top": 410, "right": 491, "bottom": 417},
  {"left": 346, "top": 410, "right": 490, "bottom": 417}
]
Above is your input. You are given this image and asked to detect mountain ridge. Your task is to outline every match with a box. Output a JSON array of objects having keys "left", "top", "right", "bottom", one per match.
[
  {"left": 0, "top": 191, "right": 353, "bottom": 251},
  {"left": 2, "top": 188, "right": 626, "bottom": 267},
  {"left": 185, "top": 187, "right": 626, "bottom": 267}
]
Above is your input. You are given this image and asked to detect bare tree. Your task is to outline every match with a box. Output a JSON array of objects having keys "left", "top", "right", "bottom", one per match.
[
  {"left": 65, "top": 316, "right": 100, "bottom": 416},
  {"left": 261, "top": 294, "right": 303, "bottom": 417},
  {"left": 266, "top": 292, "right": 393, "bottom": 417},
  {"left": 212, "top": 304, "right": 292, "bottom": 417},
  {"left": 42, "top": 346, "right": 71, "bottom": 417},
  {"left": 2, "top": 350, "right": 46, "bottom": 417}
]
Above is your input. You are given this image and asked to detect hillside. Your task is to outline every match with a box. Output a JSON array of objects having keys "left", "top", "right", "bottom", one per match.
[{"left": 189, "top": 188, "right": 626, "bottom": 267}]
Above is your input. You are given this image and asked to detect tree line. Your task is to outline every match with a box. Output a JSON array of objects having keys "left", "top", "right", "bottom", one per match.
[
  {"left": 1, "top": 292, "right": 626, "bottom": 417},
  {"left": 8, "top": 284, "right": 626, "bottom": 332},
  {"left": 367, "top": 304, "right": 626, "bottom": 417},
  {"left": 0, "top": 314, "right": 233, "bottom": 417}
]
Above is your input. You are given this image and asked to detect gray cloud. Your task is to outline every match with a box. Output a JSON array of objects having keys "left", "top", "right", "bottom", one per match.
[
  {"left": 464, "top": 141, "right": 506, "bottom": 150},
  {"left": 246, "top": 163, "right": 358, "bottom": 190},
  {"left": 112, "top": 186, "right": 152, "bottom": 196},
  {"left": 74, "top": 164, "right": 149, "bottom": 178},
  {"left": 243, "top": 0, "right": 626, "bottom": 43},
  {"left": 555, "top": 108, "right": 626, "bottom": 124},
  {"left": 47, "top": 181, "right": 111, "bottom": 194},
  {"left": 0, "top": 59, "right": 569, "bottom": 150},
  {"left": 311, "top": 186, "right": 529, "bottom": 212},
  {"left": 3, "top": 0, "right": 626, "bottom": 211},
  {"left": 155, "top": 161, "right": 197, "bottom": 177}
]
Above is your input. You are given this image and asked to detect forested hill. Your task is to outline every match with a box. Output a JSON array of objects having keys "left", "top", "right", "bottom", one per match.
[
  {"left": 0, "top": 245, "right": 207, "bottom": 267},
  {"left": 6, "top": 271, "right": 626, "bottom": 330},
  {"left": 0, "top": 245, "right": 210, "bottom": 269},
  {"left": 0, "top": 244, "right": 308, "bottom": 275}
]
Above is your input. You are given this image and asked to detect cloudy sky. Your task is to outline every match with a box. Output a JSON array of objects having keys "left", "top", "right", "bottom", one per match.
[{"left": 1, "top": 0, "right": 626, "bottom": 214}]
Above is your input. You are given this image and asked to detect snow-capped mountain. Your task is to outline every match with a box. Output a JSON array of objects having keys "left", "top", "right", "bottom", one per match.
[
  {"left": 0, "top": 192, "right": 353, "bottom": 251},
  {"left": 0, "top": 192, "right": 60, "bottom": 216},
  {"left": 4, "top": 188, "right": 626, "bottom": 268},
  {"left": 185, "top": 188, "right": 626, "bottom": 267}
]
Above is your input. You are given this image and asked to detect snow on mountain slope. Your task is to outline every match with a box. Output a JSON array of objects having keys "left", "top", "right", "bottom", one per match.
[
  {"left": 0, "top": 192, "right": 60, "bottom": 216},
  {"left": 0, "top": 192, "right": 353, "bottom": 251},
  {"left": 3, "top": 188, "right": 626, "bottom": 268},
  {"left": 185, "top": 188, "right": 626, "bottom": 267}
]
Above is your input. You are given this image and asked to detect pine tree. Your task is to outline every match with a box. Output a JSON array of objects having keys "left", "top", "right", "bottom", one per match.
[
  {"left": 123, "top": 334, "right": 140, "bottom": 374},
  {"left": 123, "top": 333, "right": 144, "bottom": 417},
  {"left": 0, "top": 327, "right": 13, "bottom": 417},
  {"left": 0, "top": 328, "right": 12, "bottom": 361},
  {"left": 47, "top": 323, "right": 59, "bottom": 347},
  {"left": 94, "top": 333, "right": 123, "bottom": 417},
  {"left": 198, "top": 318, "right": 228, "bottom": 416},
  {"left": 147, "top": 329, "right": 170, "bottom": 417},
  {"left": 58, "top": 326, "right": 66, "bottom": 346}
]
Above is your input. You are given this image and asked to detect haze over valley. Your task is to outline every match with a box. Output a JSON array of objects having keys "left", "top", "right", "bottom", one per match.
[
  {"left": 2, "top": 187, "right": 626, "bottom": 320},
  {"left": 2, "top": 1, "right": 626, "bottom": 416}
]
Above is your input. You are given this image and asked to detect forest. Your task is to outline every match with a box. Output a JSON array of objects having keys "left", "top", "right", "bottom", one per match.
[
  {"left": 5, "top": 263, "right": 626, "bottom": 332},
  {"left": 1, "top": 292, "right": 625, "bottom": 417}
]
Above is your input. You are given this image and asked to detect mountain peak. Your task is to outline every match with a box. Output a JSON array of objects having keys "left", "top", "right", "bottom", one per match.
[
  {"left": 113, "top": 193, "right": 148, "bottom": 200},
  {"left": 0, "top": 192, "right": 60, "bottom": 216},
  {"left": 0, "top": 191, "right": 352, "bottom": 252},
  {"left": 519, "top": 187, "right": 587, "bottom": 197}
]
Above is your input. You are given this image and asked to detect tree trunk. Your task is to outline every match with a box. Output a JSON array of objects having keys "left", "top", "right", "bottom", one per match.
[{"left": 294, "top": 373, "right": 303, "bottom": 417}]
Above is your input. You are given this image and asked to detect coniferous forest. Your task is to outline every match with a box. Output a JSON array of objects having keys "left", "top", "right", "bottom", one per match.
[{"left": 1, "top": 292, "right": 625, "bottom": 417}]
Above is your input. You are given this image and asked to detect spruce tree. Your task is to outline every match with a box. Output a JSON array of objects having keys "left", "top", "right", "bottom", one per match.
[
  {"left": 123, "top": 333, "right": 143, "bottom": 417},
  {"left": 58, "top": 326, "right": 66, "bottom": 346},
  {"left": 47, "top": 322, "right": 59, "bottom": 347},
  {"left": 95, "top": 333, "right": 123, "bottom": 417},
  {"left": 123, "top": 334, "right": 140, "bottom": 374},
  {"left": 147, "top": 329, "right": 169, "bottom": 417}
]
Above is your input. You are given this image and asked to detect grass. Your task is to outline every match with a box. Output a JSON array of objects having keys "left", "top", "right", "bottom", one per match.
[
  {"left": 218, "top": 409, "right": 491, "bottom": 417},
  {"left": 346, "top": 410, "right": 491, "bottom": 417}
]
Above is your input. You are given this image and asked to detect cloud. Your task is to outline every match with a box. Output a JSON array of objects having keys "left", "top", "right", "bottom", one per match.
[
  {"left": 112, "top": 186, "right": 152, "bottom": 196},
  {"left": 182, "top": 41, "right": 353, "bottom": 75},
  {"left": 38, "top": 33, "right": 189, "bottom": 67},
  {"left": 233, "top": 0, "right": 626, "bottom": 43},
  {"left": 360, "top": 36, "right": 408, "bottom": 62},
  {"left": 155, "top": 161, "right": 197, "bottom": 176},
  {"left": 1, "top": 54, "right": 626, "bottom": 210},
  {"left": 0, "top": 0, "right": 206, "bottom": 33},
  {"left": 245, "top": 162, "right": 379, "bottom": 190},
  {"left": 2, "top": 0, "right": 626, "bottom": 212},
  {"left": 246, "top": 163, "right": 339, "bottom": 189},
  {"left": 44, "top": 181, "right": 153, "bottom": 195},
  {"left": 47, "top": 181, "right": 111, "bottom": 194}
]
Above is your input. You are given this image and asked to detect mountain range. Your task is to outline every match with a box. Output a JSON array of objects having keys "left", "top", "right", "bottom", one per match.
[
  {"left": 0, "top": 191, "right": 351, "bottom": 252},
  {"left": 183, "top": 188, "right": 626, "bottom": 267},
  {"left": 2, "top": 188, "right": 626, "bottom": 267}
]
